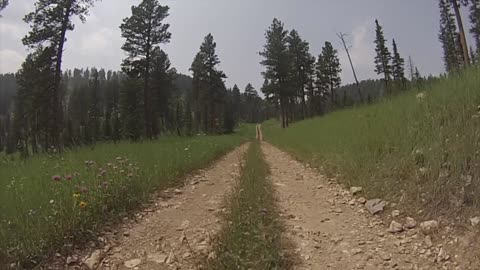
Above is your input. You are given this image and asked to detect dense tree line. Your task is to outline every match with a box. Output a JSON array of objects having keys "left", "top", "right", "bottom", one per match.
[
  {"left": 259, "top": 18, "right": 411, "bottom": 128},
  {"left": 0, "top": 0, "right": 266, "bottom": 156},
  {"left": 2, "top": 0, "right": 479, "bottom": 153}
]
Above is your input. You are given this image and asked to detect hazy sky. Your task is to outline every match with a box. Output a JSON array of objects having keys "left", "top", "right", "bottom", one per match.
[{"left": 0, "top": 0, "right": 473, "bottom": 91}]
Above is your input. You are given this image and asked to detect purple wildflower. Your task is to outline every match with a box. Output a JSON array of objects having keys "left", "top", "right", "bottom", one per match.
[
  {"left": 52, "top": 175, "right": 61, "bottom": 181},
  {"left": 64, "top": 175, "right": 73, "bottom": 181}
]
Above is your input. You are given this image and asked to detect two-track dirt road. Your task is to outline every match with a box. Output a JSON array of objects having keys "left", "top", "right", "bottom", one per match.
[{"left": 47, "top": 127, "right": 477, "bottom": 270}]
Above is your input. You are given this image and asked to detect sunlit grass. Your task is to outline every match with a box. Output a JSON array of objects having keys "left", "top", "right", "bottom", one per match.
[
  {"left": 0, "top": 124, "right": 254, "bottom": 267},
  {"left": 264, "top": 67, "right": 480, "bottom": 222}
]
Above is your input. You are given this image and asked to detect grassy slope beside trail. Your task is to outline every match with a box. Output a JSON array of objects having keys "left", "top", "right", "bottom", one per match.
[
  {"left": 0, "top": 125, "right": 254, "bottom": 267},
  {"left": 207, "top": 141, "right": 290, "bottom": 270},
  {"left": 264, "top": 68, "right": 480, "bottom": 222}
]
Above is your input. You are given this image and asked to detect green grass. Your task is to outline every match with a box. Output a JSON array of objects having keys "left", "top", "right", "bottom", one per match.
[
  {"left": 264, "top": 67, "right": 480, "bottom": 222},
  {"left": 206, "top": 141, "right": 290, "bottom": 270},
  {"left": 0, "top": 125, "right": 254, "bottom": 268}
]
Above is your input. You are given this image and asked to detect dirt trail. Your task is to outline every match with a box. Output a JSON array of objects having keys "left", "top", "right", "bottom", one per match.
[
  {"left": 60, "top": 144, "right": 248, "bottom": 270},
  {"left": 261, "top": 142, "right": 456, "bottom": 270}
]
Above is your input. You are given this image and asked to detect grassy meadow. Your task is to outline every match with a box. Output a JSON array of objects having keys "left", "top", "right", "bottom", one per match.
[
  {"left": 207, "top": 141, "right": 290, "bottom": 269},
  {"left": 264, "top": 68, "right": 480, "bottom": 222},
  {"left": 0, "top": 125, "right": 253, "bottom": 267}
]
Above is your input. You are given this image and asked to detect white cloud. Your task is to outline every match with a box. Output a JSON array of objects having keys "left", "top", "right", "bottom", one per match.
[
  {"left": 0, "top": 49, "right": 25, "bottom": 73},
  {"left": 339, "top": 19, "right": 377, "bottom": 83},
  {"left": 0, "top": 21, "right": 27, "bottom": 40},
  {"left": 80, "top": 27, "right": 114, "bottom": 52}
]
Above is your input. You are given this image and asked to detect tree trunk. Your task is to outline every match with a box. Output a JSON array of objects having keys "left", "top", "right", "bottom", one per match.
[
  {"left": 450, "top": 0, "right": 470, "bottom": 66},
  {"left": 52, "top": 0, "right": 74, "bottom": 152},
  {"left": 337, "top": 32, "right": 362, "bottom": 103}
]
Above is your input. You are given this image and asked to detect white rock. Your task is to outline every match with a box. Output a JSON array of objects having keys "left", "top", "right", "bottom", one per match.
[
  {"left": 166, "top": 250, "right": 175, "bottom": 265},
  {"left": 469, "top": 216, "right": 480, "bottom": 226},
  {"left": 148, "top": 254, "right": 167, "bottom": 264},
  {"left": 357, "top": 197, "right": 367, "bottom": 204},
  {"left": 365, "top": 199, "right": 386, "bottom": 215},
  {"left": 388, "top": 220, "right": 404, "bottom": 233},
  {"left": 392, "top": 210, "right": 400, "bottom": 217},
  {"left": 124, "top": 258, "right": 142, "bottom": 268},
  {"left": 425, "top": 235, "right": 433, "bottom": 247},
  {"left": 405, "top": 217, "right": 417, "bottom": 229},
  {"left": 84, "top": 250, "right": 102, "bottom": 270},
  {"left": 350, "top": 186, "right": 363, "bottom": 195},
  {"left": 420, "top": 220, "right": 439, "bottom": 235}
]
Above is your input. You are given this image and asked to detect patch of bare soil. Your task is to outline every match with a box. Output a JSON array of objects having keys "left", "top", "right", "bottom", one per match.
[
  {"left": 47, "top": 144, "right": 248, "bottom": 270},
  {"left": 262, "top": 142, "right": 477, "bottom": 270}
]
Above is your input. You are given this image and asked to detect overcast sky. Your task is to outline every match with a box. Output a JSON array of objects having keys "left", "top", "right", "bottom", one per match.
[{"left": 0, "top": 0, "right": 474, "bottom": 91}]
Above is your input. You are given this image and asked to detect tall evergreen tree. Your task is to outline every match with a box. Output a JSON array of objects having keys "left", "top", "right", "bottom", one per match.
[
  {"left": 316, "top": 41, "right": 342, "bottom": 106},
  {"left": 232, "top": 84, "right": 241, "bottom": 123},
  {"left": 373, "top": 19, "right": 392, "bottom": 92},
  {"left": 391, "top": 39, "right": 406, "bottom": 89},
  {"left": 21, "top": 0, "right": 98, "bottom": 150},
  {"left": 190, "top": 34, "right": 227, "bottom": 134},
  {"left": 439, "top": 0, "right": 462, "bottom": 72},
  {"left": 260, "top": 18, "right": 291, "bottom": 128},
  {"left": 287, "top": 29, "right": 313, "bottom": 120},
  {"left": 120, "top": 0, "right": 171, "bottom": 138}
]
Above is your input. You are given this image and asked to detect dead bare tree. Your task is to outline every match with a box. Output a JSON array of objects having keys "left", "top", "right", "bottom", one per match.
[
  {"left": 337, "top": 32, "right": 363, "bottom": 103},
  {"left": 450, "top": 0, "right": 470, "bottom": 66}
]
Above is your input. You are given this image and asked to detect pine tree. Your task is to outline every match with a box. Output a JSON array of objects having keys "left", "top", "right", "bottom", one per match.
[
  {"left": 391, "top": 39, "right": 406, "bottom": 90},
  {"left": 316, "top": 41, "right": 342, "bottom": 107},
  {"left": 120, "top": 0, "right": 171, "bottom": 139},
  {"left": 150, "top": 48, "right": 176, "bottom": 136},
  {"left": 232, "top": 84, "right": 241, "bottom": 123},
  {"left": 120, "top": 78, "right": 143, "bottom": 141},
  {"left": 190, "top": 34, "right": 227, "bottom": 134},
  {"left": 374, "top": 19, "right": 392, "bottom": 92},
  {"left": 183, "top": 101, "right": 193, "bottom": 136},
  {"left": 470, "top": 0, "right": 480, "bottom": 55},
  {"left": 439, "top": 0, "right": 462, "bottom": 72},
  {"left": 22, "top": 0, "right": 98, "bottom": 150},
  {"left": 260, "top": 18, "right": 291, "bottom": 128},
  {"left": 244, "top": 83, "right": 259, "bottom": 123},
  {"left": 287, "top": 29, "right": 313, "bottom": 120}
]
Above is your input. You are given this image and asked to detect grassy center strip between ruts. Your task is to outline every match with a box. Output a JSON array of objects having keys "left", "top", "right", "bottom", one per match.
[
  {"left": 205, "top": 141, "right": 291, "bottom": 270},
  {"left": 0, "top": 125, "right": 253, "bottom": 268}
]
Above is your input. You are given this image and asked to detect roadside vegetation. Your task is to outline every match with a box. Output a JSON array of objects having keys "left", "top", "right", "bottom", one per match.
[
  {"left": 264, "top": 68, "right": 480, "bottom": 222},
  {"left": 206, "top": 141, "right": 290, "bottom": 269},
  {"left": 0, "top": 125, "right": 253, "bottom": 267}
]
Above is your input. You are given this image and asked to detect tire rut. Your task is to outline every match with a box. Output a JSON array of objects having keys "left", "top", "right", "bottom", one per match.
[
  {"left": 261, "top": 142, "right": 449, "bottom": 270},
  {"left": 57, "top": 144, "right": 248, "bottom": 270}
]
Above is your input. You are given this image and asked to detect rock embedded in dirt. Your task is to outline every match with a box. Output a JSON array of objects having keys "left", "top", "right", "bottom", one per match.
[
  {"left": 425, "top": 235, "right": 433, "bottom": 248},
  {"left": 350, "top": 186, "right": 363, "bottom": 195},
  {"left": 173, "top": 189, "right": 183, "bottom": 195},
  {"left": 124, "top": 258, "right": 142, "bottom": 268},
  {"left": 420, "top": 220, "right": 439, "bottom": 235},
  {"left": 166, "top": 250, "right": 175, "bottom": 265},
  {"left": 392, "top": 210, "right": 400, "bottom": 217},
  {"left": 469, "top": 216, "right": 480, "bottom": 226},
  {"left": 84, "top": 250, "right": 103, "bottom": 270},
  {"left": 405, "top": 217, "right": 417, "bottom": 229},
  {"left": 389, "top": 221, "right": 404, "bottom": 233},
  {"left": 365, "top": 199, "right": 387, "bottom": 215},
  {"left": 357, "top": 197, "right": 367, "bottom": 204},
  {"left": 147, "top": 253, "right": 167, "bottom": 264}
]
